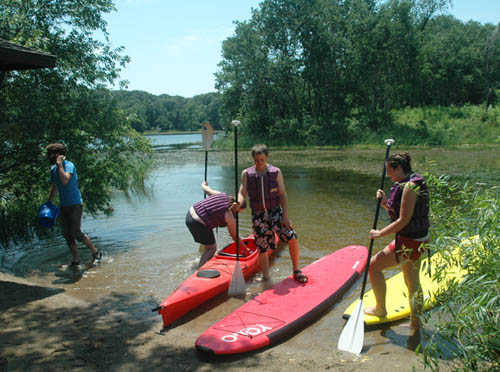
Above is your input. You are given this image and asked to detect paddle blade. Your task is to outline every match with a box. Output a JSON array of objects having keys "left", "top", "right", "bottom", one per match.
[
  {"left": 338, "top": 300, "right": 365, "bottom": 354},
  {"left": 228, "top": 261, "right": 246, "bottom": 297},
  {"left": 202, "top": 122, "right": 214, "bottom": 150}
]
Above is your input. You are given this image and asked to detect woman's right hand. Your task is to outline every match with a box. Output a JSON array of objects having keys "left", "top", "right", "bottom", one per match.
[{"left": 376, "top": 189, "right": 387, "bottom": 206}]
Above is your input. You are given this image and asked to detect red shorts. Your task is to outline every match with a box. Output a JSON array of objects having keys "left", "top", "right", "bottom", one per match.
[{"left": 388, "top": 235, "right": 428, "bottom": 263}]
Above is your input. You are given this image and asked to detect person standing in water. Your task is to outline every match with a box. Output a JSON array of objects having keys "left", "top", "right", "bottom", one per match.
[
  {"left": 365, "top": 152, "right": 430, "bottom": 329},
  {"left": 238, "top": 144, "right": 307, "bottom": 283},
  {"left": 186, "top": 181, "right": 248, "bottom": 268},
  {"left": 46, "top": 143, "right": 102, "bottom": 267}
]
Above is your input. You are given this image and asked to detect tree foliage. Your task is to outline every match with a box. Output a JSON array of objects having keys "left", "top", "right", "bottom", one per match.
[
  {"left": 112, "top": 90, "right": 222, "bottom": 132},
  {"left": 215, "top": 0, "right": 500, "bottom": 144},
  {"left": 0, "top": 0, "right": 151, "bottom": 246}
]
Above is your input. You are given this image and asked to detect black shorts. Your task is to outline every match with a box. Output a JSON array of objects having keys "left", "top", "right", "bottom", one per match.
[
  {"left": 60, "top": 204, "right": 85, "bottom": 242},
  {"left": 185, "top": 211, "right": 215, "bottom": 245}
]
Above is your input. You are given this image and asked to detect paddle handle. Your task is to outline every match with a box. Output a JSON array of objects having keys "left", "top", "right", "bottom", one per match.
[
  {"left": 358, "top": 139, "right": 394, "bottom": 300},
  {"left": 232, "top": 120, "right": 240, "bottom": 261}
]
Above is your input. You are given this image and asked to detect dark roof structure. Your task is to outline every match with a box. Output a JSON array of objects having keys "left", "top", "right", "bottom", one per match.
[{"left": 0, "top": 38, "right": 56, "bottom": 71}]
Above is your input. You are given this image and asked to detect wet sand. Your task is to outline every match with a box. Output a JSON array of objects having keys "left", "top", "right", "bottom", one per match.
[{"left": 0, "top": 270, "right": 452, "bottom": 372}]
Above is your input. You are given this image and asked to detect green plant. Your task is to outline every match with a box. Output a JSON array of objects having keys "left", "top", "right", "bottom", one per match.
[{"left": 419, "top": 173, "right": 500, "bottom": 372}]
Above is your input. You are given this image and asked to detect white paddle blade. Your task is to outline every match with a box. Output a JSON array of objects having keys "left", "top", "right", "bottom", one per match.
[
  {"left": 338, "top": 300, "right": 365, "bottom": 354},
  {"left": 384, "top": 138, "right": 395, "bottom": 146},
  {"left": 228, "top": 261, "right": 246, "bottom": 297},
  {"left": 202, "top": 122, "right": 214, "bottom": 150}
]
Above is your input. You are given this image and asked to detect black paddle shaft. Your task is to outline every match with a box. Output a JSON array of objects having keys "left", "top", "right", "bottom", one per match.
[
  {"left": 358, "top": 142, "right": 393, "bottom": 300},
  {"left": 204, "top": 150, "right": 208, "bottom": 199},
  {"left": 234, "top": 124, "right": 239, "bottom": 261}
]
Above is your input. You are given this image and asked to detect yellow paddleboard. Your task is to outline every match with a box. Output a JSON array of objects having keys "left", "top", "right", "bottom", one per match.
[{"left": 342, "top": 237, "right": 474, "bottom": 326}]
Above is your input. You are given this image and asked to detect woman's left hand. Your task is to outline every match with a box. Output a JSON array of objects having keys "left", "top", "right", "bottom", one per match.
[{"left": 369, "top": 229, "right": 381, "bottom": 239}]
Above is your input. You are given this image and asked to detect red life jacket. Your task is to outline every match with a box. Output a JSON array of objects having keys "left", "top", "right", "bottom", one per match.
[
  {"left": 386, "top": 173, "right": 430, "bottom": 237},
  {"left": 246, "top": 165, "right": 281, "bottom": 212}
]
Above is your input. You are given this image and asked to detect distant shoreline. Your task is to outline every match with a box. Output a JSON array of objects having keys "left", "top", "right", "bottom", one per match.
[{"left": 144, "top": 130, "right": 224, "bottom": 135}]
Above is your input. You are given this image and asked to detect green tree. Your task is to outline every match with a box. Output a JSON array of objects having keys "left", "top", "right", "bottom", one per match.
[
  {"left": 483, "top": 23, "right": 500, "bottom": 110},
  {"left": 417, "top": 17, "right": 485, "bottom": 106},
  {"left": 112, "top": 91, "right": 222, "bottom": 131},
  {"left": 215, "top": 0, "right": 471, "bottom": 143},
  {"left": 0, "top": 0, "right": 151, "bottom": 246},
  {"left": 216, "top": 17, "right": 274, "bottom": 135}
]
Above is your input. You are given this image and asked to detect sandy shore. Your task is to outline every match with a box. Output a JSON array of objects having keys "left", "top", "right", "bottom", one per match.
[{"left": 0, "top": 269, "right": 454, "bottom": 372}]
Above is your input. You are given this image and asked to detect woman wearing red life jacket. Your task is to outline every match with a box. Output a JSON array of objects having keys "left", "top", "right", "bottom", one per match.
[{"left": 365, "top": 152, "right": 430, "bottom": 330}]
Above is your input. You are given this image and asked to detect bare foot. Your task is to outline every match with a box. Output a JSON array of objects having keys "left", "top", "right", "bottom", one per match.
[
  {"left": 364, "top": 306, "right": 387, "bottom": 317},
  {"left": 400, "top": 319, "right": 421, "bottom": 330}
]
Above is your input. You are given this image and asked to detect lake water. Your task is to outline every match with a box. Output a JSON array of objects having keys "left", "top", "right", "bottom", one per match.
[
  {"left": 4, "top": 133, "right": 387, "bottom": 294},
  {"left": 4, "top": 133, "right": 497, "bottom": 356},
  {"left": 147, "top": 132, "right": 220, "bottom": 151}
]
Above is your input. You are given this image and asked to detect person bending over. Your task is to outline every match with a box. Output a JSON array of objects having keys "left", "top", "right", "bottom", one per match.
[{"left": 186, "top": 181, "right": 247, "bottom": 268}]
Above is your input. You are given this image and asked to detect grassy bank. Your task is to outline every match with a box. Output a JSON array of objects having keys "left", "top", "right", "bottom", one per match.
[
  {"left": 388, "top": 104, "right": 500, "bottom": 145},
  {"left": 211, "top": 104, "right": 500, "bottom": 149}
]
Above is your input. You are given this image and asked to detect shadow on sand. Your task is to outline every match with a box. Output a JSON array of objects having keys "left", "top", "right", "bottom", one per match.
[{"left": 0, "top": 280, "right": 65, "bottom": 312}]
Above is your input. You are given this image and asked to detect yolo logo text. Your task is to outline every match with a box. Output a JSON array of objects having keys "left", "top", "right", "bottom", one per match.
[{"left": 221, "top": 324, "right": 272, "bottom": 343}]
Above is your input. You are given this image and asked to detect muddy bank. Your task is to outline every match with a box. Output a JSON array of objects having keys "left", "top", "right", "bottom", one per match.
[{"left": 0, "top": 270, "right": 453, "bottom": 372}]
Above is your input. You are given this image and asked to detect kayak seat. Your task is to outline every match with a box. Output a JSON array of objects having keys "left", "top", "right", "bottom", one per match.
[{"left": 217, "top": 250, "right": 253, "bottom": 258}]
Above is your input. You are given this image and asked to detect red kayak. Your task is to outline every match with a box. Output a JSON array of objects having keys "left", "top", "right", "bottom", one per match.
[
  {"left": 157, "top": 235, "right": 274, "bottom": 328},
  {"left": 195, "top": 245, "right": 368, "bottom": 354}
]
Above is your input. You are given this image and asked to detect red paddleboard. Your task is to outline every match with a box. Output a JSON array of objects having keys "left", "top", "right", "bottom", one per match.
[
  {"left": 195, "top": 245, "right": 368, "bottom": 354},
  {"left": 158, "top": 235, "right": 276, "bottom": 328}
]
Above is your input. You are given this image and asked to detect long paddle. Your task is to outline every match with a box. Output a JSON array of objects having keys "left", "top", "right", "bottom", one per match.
[
  {"left": 338, "top": 138, "right": 395, "bottom": 354},
  {"left": 202, "top": 122, "right": 214, "bottom": 198},
  {"left": 228, "top": 119, "right": 246, "bottom": 296}
]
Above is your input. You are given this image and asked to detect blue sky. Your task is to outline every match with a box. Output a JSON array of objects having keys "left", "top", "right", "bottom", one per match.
[{"left": 104, "top": 0, "right": 499, "bottom": 97}]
